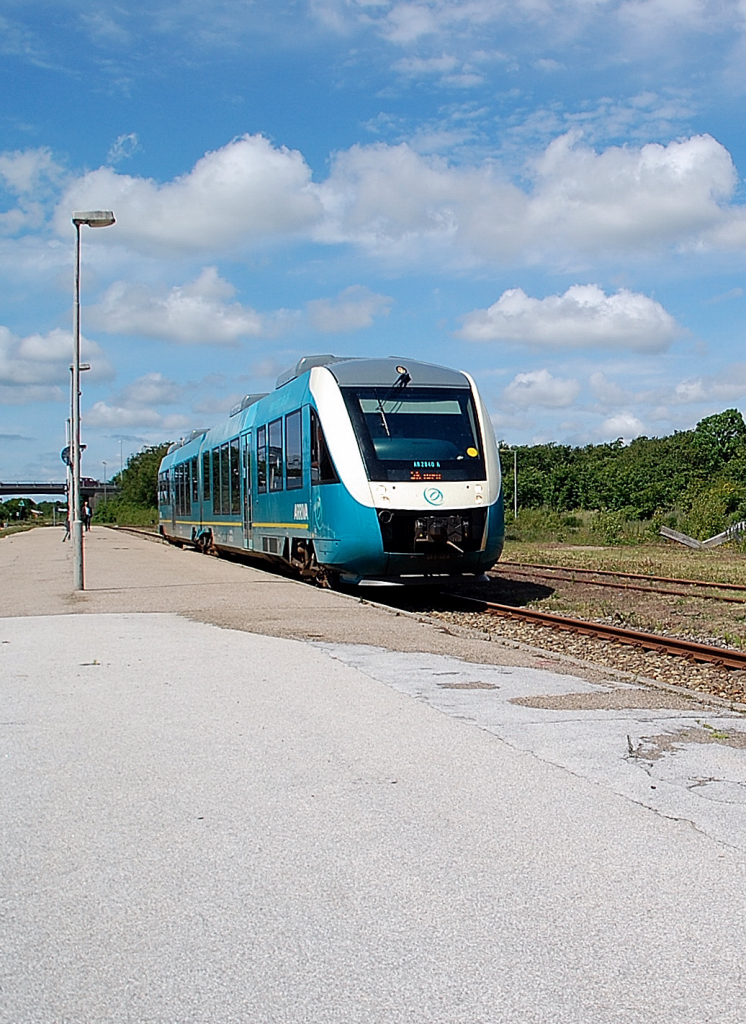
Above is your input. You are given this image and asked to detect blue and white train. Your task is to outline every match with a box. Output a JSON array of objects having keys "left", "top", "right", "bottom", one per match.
[{"left": 158, "top": 355, "right": 504, "bottom": 584}]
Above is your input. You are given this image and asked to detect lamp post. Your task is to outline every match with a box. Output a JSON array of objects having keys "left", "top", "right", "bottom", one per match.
[
  {"left": 103, "top": 462, "right": 107, "bottom": 504},
  {"left": 71, "top": 210, "right": 115, "bottom": 590}
]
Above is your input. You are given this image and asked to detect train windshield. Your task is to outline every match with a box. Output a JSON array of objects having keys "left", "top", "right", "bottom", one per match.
[{"left": 341, "top": 386, "right": 485, "bottom": 482}]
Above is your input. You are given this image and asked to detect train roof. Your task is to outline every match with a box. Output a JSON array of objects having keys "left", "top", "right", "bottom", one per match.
[
  {"left": 275, "top": 354, "right": 469, "bottom": 390},
  {"left": 161, "top": 354, "right": 473, "bottom": 466}
]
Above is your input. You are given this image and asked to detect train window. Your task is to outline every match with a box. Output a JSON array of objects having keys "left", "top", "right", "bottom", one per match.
[
  {"left": 184, "top": 462, "right": 191, "bottom": 515},
  {"left": 242, "top": 435, "right": 251, "bottom": 493},
  {"left": 268, "top": 418, "right": 283, "bottom": 491},
  {"left": 191, "top": 457, "right": 199, "bottom": 503},
  {"left": 341, "top": 386, "right": 485, "bottom": 483},
  {"left": 212, "top": 448, "right": 221, "bottom": 511},
  {"left": 203, "top": 450, "right": 211, "bottom": 502},
  {"left": 176, "top": 461, "right": 190, "bottom": 516},
  {"left": 220, "top": 444, "right": 230, "bottom": 515},
  {"left": 310, "top": 408, "right": 339, "bottom": 485},
  {"left": 257, "top": 426, "right": 267, "bottom": 493},
  {"left": 285, "top": 411, "right": 302, "bottom": 490},
  {"left": 230, "top": 438, "right": 240, "bottom": 514}
]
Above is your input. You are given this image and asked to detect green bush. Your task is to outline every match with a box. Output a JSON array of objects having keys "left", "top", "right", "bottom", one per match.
[
  {"left": 681, "top": 480, "right": 746, "bottom": 540},
  {"left": 507, "top": 506, "right": 655, "bottom": 546},
  {"left": 93, "top": 499, "right": 159, "bottom": 527}
]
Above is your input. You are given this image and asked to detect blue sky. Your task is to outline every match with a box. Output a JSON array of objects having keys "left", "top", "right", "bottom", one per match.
[{"left": 2, "top": 0, "right": 746, "bottom": 481}]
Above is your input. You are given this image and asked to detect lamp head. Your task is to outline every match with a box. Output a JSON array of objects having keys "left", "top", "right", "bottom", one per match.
[{"left": 72, "top": 211, "right": 115, "bottom": 228}]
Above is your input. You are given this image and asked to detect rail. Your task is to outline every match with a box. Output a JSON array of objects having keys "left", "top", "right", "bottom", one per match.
[
  {"left": 453, "top": 594, "right": 746, "bottom": 670},
  {"left": 494, "top": 562, "right": 746, "bottom": 604}
]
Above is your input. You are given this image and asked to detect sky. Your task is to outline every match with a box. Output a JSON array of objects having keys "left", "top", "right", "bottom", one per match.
[{"left": 2, "top": 0, "right": 746, "bottom": 482}]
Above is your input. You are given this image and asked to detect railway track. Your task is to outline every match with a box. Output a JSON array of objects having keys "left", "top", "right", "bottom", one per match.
[
  {"left": 452, "top": 593, "right": 746, "bottom": 670},
  {"left": 494, "top": 561, "right": 746, "bottom": 603}
]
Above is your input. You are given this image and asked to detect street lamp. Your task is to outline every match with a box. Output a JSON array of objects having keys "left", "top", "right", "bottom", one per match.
[
  {"left": 71, "top": 210, "right": 115, "bottom": 591},
  {"left": 103, "top": 461, "right": 107, "bottom": 504}
]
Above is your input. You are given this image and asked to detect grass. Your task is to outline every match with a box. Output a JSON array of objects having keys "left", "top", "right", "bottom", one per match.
[
  {"left": 0, "top": 524, "right": 36, "bottom": 539},
  {"left": 502, "top": 537, "right": 746, "bottom": 586}
]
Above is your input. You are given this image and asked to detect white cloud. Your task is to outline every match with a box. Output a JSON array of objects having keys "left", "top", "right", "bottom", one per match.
[
  {"left": 503, "top": 368, "right": 581, "bottom": 408},
  {"left": 0, "top": 147, "right": 66, "bottom": 236},
  {"left": 589, "top": 371, "right": 633, "bottom": 406},
  {"left": 391, "top": 53, "right": 459, "bottom": 76},
  {"left": 315, "top": 132, "right": 739, "bottom": 264},
  {"left": 309, "top": 0, "right": 746, "bottom": 57},
  {"left": 382, "top": 3, "right": 442, "bottom": 43},
  {"left": 0, "top": 325, "right": 111, "bottom": 403},
  {"left": 85, "top": 401, "right": 188, "bottom": 430},
  {"left": 107, "top": 133, "right": 139, "bottom": 164},
  {"left": 526, "top": 131, "right": 735, "bottom": 253},
  {"left": 0, "top": 147, "right": 64, "bottom": 195},
  {"left": 391, "top": 52, "right": 483, "bottom": 86},
  {"left": 458, "top": 284, "right": 680, "bottom": 352},
  {"left": 88, "top": 267, "right": 266, "bottom": 343},
  {"left": 33, "top": 129, "right": 746, "bottom": 267},
  {"left": 118, "top": 372, "right": 183, "bottom": 406},
  {"left": 670, "top": 364, "right": 746, "bottom": 404},
  {"left": 315, "top": 141, "right": 521, "bottom": 259},
  {"left": 55, "top": 134, "right": 323, "bottom": 256},
  {"left": 85, "top": 371, "right": 189, "bottom": 430},
  {"left": 600, "top": 411, "right": 646, "bottom": 440},
  {"left": 306, "top": 284, "right": 392, "bottom": 332}
]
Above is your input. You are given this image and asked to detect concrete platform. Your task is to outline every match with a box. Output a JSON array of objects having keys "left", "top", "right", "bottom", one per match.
[{"left": 2, "top": 528, "right": 746, "bottom": 1022}]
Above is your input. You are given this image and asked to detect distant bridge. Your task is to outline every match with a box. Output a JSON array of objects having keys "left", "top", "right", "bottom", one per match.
[{"left": 0, "top": 482, "right": 120, "bottom": 501}]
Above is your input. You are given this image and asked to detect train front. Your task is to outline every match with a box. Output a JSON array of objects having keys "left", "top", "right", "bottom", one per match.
[{"left": 309, "top": 357, "right": 505, "bottom": 583}]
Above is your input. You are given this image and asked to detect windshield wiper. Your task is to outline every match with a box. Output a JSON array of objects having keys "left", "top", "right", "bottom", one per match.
[
  {"left": 375, "top": 395, "right": 391, "bottom": 436},
  {"left": 375, "top": 369, "right": 411, "bottom": 435}
]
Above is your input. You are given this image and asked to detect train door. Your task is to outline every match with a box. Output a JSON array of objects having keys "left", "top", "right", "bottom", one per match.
[
  {"left": 241, "top": 432, "right": 252, "bottom": 548},
  {"left": 191, "top": 456, "right": 200, "bottom": 529}
]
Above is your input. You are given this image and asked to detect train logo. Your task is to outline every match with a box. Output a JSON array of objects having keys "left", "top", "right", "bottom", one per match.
[{"left": 423, "top": 487, "right": 444, "bottom": 506}]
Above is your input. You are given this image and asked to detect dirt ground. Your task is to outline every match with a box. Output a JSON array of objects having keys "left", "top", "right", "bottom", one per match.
[{"left": 487, "top": 541, "right": 746, "bottom": 651}]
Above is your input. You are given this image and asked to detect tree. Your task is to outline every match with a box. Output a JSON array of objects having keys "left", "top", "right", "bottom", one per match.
[
  {"left": 115, "top": 443, "right": 171, "bottom": 509},
  {"left": 692, "top": 409, "right": 746, "bottom": 471}
]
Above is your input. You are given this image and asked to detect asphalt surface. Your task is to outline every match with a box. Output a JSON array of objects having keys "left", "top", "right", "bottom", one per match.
[{"left": 2, "top": 527, "right": 746, "bottom": 1023}]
